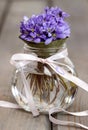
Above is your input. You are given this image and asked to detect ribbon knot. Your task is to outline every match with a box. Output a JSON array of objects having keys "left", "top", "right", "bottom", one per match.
[{"left": 39, "top": 58, "right": 47, "bottom": 64}]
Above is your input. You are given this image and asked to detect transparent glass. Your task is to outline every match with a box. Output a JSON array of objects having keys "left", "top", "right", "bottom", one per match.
[{"left": 12, "top": 42, "right": 78, "bottom": 113}]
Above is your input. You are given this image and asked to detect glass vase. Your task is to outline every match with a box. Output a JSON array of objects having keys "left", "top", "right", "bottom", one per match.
[{"left": 11, "top": 40, "right": 78, "bottom": 113}]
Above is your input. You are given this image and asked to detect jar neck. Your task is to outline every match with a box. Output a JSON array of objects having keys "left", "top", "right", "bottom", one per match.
[{"left": 24, "top": 42, "right": 66, "bottom": 58}]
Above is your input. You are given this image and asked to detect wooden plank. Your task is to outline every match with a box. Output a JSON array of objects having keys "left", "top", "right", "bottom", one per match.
[
  {"left": 0, "top": 1, "right": 7, "bottom": 21},
  {"left": 52, "top": 0, "right": 88, "bottom": 130},
  {"left": 0, "top": 0, "right": 7, "bottom": 34},
  {"left": 0, "top": 1, "right": 51, "bottom": 130},
  {"left": 53, "top": 89, "right": 88, "bottom": 130},
  {"left": 0, "top": 106, "right": 50, "bottom": 130}
]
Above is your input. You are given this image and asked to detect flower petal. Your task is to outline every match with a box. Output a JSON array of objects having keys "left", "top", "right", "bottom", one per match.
[
  {"left": 34, "top": 38, "right": 41, "bottom": 43},
  {"left": 45, "top": 37, "right": 53, "bottom": 45}
]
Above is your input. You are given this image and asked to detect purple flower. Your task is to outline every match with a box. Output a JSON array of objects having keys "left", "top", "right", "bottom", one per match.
[{"left": 20, "top": 7, "right": 70, "bottom": 45}]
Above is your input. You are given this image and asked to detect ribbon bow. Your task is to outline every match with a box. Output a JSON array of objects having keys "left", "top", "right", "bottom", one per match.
[
  {"left": 0, "top": 48, "right": 88, "bottom": 129},
  {"left": 10, "top": 48, "right": 88, "bottom": 93}
]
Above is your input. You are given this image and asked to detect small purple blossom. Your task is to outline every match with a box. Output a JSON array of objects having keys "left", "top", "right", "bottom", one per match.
[{"left": 20, "top": 7, "right": 70, "bottom": 45}]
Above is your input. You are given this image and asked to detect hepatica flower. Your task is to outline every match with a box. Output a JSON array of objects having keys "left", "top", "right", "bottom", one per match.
[{"left": 20, "top": 7, "right": 70, "bottom": 45}]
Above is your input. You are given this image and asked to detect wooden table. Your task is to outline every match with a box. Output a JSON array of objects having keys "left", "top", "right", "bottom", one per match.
[{"left": 0, "top": 0, "right": 88, "bottom": 129}]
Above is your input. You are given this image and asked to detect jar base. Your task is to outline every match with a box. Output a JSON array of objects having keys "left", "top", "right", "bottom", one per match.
[{"left": 12, "top": 70, "right": 78, "bottom": 114}]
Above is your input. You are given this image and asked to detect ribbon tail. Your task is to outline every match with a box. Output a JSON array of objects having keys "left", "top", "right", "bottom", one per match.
[
  {"left": 0, "top": 101, "right": 21, "bottom": 109},
  {"left": 49, "top": 108, "right": 88, "bottom": 130},
  {"left": 48, "top": 63, "right": 88, "bottom": 92},
  {"left": 20, "top": 68, "right": 39, "bottom": 116}
]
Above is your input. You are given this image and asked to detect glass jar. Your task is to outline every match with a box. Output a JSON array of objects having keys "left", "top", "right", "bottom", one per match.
[{"left": 11, "top": 40, "right": 78, "bottom": 113}]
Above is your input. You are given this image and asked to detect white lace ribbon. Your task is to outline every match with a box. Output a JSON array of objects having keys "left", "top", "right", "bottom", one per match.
[{"left": 0, "top": 48, "right": 88, "bottom": 129}]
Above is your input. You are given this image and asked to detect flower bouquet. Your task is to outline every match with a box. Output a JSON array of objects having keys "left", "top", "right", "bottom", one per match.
[{"left": 11, "top": 7, "right": 78, "bottom": 114}]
